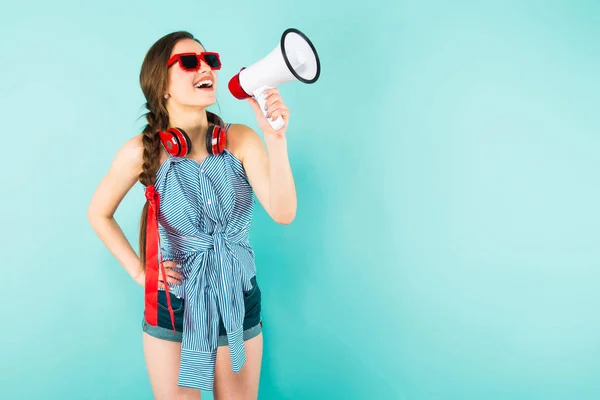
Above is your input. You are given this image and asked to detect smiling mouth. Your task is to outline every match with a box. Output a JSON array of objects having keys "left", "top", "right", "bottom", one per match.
[{"left": 194, "top": 79, "right": 214, "bottom": 90}]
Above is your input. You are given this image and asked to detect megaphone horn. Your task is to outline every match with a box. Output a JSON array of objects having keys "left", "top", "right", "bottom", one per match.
[{"left": 228, "top": 28, "right": 321, "bottom": 130}]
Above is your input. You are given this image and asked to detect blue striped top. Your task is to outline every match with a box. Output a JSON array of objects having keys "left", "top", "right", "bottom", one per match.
[{"left": 152, "top": 123, "right": 257, "bottom": 390}]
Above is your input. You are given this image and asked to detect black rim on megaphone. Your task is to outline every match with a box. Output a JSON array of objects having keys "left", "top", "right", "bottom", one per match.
[{"left": 281, "top": 28, "right": 321, "bottom": 84}]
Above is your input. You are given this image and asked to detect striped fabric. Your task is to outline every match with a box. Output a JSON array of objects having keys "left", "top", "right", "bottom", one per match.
[{"left": 152, "top": 123, "right": 257, "bottom": 390}]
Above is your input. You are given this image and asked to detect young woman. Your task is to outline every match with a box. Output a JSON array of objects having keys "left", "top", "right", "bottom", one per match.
[{"left": 88, "top": 31, "right": 296, "bottom": 400}]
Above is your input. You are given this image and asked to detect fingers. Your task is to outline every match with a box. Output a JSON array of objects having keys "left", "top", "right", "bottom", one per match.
[
  {"left": 268, "top": 106, "right": 289, "bottom": 121},
  {"left": 248, "top": 88, "right": 290, "bottom": 131},
  {"left": 267, "top": 100, "right": 285, "bottom": 111},
  {"left": 158, "top": 276, "right": 182, "bottom": 288},
  {"left": 158, "top": 276, "right": 182, "bottom": 287},
  {"left": 159, "top": 261, "right": 184, "bottom": 286},
  {"left": 267, "top": 103, "right": 289, "bottom": 120},
  {"left": 264, "top": 88, "right": 284, "bottom": 108},
  {"left": 263, "top": 90, "right": 289, "bottom": 121}
]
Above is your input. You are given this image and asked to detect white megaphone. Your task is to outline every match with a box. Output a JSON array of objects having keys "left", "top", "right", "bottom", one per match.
[{"left": 228, "top": 28, "right": 321, "bottom": 130}]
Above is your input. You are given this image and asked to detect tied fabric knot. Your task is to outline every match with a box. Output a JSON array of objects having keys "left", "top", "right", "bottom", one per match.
[
  {"left": 212, "top": 231, "right": 226, "bottom": 248},
  {"left": 144, "top": 184, "right": 176, "bottom": 332}
]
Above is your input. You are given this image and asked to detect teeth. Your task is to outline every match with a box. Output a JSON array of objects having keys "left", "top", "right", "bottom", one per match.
[{"left": 194, "top": 80, "right": 213, "bottom": 88}]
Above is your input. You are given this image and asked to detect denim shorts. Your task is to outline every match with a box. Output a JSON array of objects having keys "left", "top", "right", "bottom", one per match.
[{"left": 142, "top": 275, "right": 263, "bottom": 346}]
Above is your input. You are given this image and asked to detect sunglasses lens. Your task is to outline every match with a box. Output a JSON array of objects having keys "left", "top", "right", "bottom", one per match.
[
  {"left": 179, "top": 55, "right": 199, "bottom": 70},
  {"left": 203, "top": 54, "right": 221, "bottom": 69}
]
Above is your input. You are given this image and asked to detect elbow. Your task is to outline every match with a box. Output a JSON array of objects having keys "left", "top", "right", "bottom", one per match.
[
  {"left": 87, "top": 203, "right": 100, "bottom": 225},
  {"left": 275, "top": 216, "right": 295, "bottom": 225},
  {"left": 87, "top": 206, "right": 96, "bottom": 227},
  {"left": 268, "top": 197, "right": 297, "bottom": 225},
  {"left": 87, "top": 205, "right": 110, "bottom": 229},
  {"left": 272, "top": 209, "right": 296, "bottom": 225}
]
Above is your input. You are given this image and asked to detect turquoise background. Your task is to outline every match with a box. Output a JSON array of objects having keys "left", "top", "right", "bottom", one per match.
[{"left": 1, "top": 0, "right": 599, "bottom": 399}]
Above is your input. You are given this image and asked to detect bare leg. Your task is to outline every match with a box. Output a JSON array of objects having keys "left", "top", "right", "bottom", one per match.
[
  {"left": 213, "top": 333, "right": 263, "bottom": 400},
  {"left": 143, "top": 332, "right": 202, "bottom": 400}
]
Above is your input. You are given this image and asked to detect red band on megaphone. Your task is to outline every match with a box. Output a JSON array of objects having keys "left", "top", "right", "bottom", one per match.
[{"left": 228, "top": 68, "right": 252, "bottom": 100}]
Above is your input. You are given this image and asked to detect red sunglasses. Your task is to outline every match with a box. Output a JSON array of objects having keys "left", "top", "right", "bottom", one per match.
[{"left": 168, "top": 52, "right": 222, "bottom": 71}]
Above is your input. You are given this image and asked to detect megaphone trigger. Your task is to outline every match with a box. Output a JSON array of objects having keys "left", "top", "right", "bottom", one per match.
[{"left": 253, "top": 85, "right": 285, "bottom": 131}]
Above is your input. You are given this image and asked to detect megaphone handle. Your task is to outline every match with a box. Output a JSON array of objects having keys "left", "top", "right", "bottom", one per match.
[{"left": 253, "top": 86, "right": 285, "bottom": 131}]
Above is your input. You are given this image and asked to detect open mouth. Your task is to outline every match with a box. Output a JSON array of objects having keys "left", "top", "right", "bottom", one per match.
[{"left": 194, "top": 79, "right": 214, "bottom": 90}]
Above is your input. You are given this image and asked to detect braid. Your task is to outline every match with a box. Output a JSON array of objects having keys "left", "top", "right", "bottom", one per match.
[
  {"left": 139, "top": 106, "right": 162, "bottom": 186},
  {"left": 138, "top": 103, "right": 167, "bottom": 270}
]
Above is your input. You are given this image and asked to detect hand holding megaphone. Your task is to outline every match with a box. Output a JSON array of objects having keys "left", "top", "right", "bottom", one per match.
[
  {"left": 250, "top": 85, "right": 286, "bottom": 131},
  {"left": 228, "top": 28, "right": 321, "bottom": 131},
  {"left": 245, "top": 87, "right": 289, "bottom": 135}
]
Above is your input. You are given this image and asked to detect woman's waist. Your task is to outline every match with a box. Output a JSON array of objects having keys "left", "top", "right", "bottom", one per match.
[
  {"left": 159, "top": 229, "right": 251, "bottom": 253},
  {"left": 160, "top": 238, "right": 254, "bottom": 262}
]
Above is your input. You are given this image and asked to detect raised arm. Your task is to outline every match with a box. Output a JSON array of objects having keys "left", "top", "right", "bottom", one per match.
[{"left": 230, "top": 88, "right": 297, "bottom": 224}]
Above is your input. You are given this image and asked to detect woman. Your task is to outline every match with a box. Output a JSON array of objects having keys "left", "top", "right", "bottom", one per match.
[{"left": 88, "top": 30, "right": 296, "bottom": 399}]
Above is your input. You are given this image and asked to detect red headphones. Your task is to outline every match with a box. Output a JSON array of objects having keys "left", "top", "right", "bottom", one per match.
[{"left": 158, "top": 125, "right": 227, "bottom": 158}]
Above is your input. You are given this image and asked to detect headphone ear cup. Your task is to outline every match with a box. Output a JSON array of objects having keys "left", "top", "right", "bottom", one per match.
[
  {"left": 175, "top": 128, "right": 192, "bottom": 156},
  {"left": 206, "top": 125, "right": 227, "bottom": 155},
  {"left": 159, "top": 127, "right": 192, "bottom": 157}
]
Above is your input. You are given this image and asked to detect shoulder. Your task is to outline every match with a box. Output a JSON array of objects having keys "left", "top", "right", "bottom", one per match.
[
  {"left": 118, "top": 134, "right": 145, "bottom": 163},
  {"left": 226, "top": 123, "right": 264, "bottom": 162},
  {"left": 226, "top": 123, "right": 261, "bottom": 144},
  {"left": 111, "top": 134, "right": 146, "bottom": 178},
  {"left": 121, "top": 133, "right": 145, "bottom": 153}
]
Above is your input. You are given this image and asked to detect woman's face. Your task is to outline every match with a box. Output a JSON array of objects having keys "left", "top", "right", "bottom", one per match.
[{"left": 165, "top": 38, "right": 219, "bottom": 109}]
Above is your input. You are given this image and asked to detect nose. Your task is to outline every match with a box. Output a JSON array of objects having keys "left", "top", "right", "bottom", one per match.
[{"left": 198, "top": 59, "right": 211, "bottom": 72}]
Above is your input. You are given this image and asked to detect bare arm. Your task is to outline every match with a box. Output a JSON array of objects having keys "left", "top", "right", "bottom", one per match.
[
  {"left": 87, "top": 136, "right": 146, "bottom": 285},
  {"left": 233, "top": 88, "right": 297, "bottom": 224},
  {"left": 236, "top": 125, "right": 297, "bottom": 224}
]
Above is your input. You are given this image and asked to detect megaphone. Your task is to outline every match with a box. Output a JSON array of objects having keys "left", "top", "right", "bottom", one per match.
[{"left": 228, "top": 28, "right": 321, "bottom": 130}]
